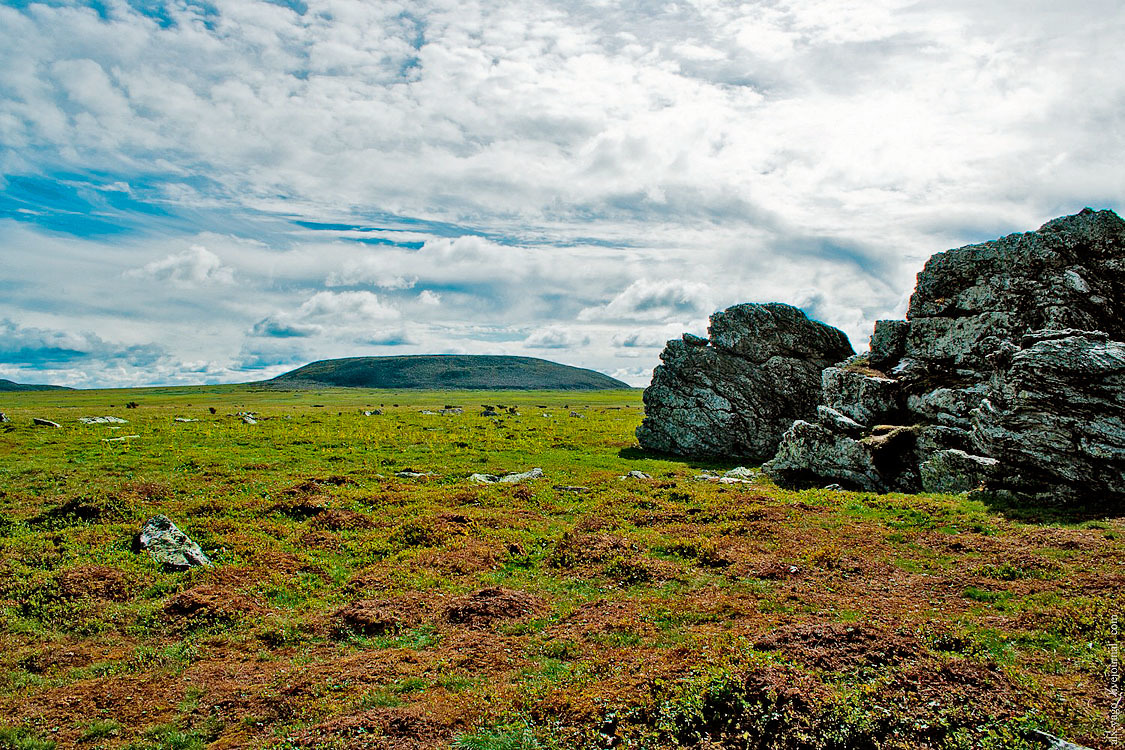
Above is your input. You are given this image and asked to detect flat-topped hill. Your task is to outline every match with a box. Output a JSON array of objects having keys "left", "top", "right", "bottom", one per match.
[
  {"left": 266, "top": 355, "right": 631, "bottom": 390},
  {"left": 0, "top": 378, "right": 71, "bottom": 392}
]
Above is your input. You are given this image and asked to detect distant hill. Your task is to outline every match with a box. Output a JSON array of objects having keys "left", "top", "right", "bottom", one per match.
[
  {"left": 266, "top": 355, "right": 632, "bottom": 390},
  {"left": 0, "top": 378, "right": 71, "bottom": 392}
]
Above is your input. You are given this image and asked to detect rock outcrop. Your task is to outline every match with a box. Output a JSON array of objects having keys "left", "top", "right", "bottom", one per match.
[
  {"left": 970, "top": 330, "right": 1125, "bottom": 503},
  {"left": 640, "top": 209, "right": 1125, "bottom": 507},
  {"left": 636, "top": 303, "right": 853, "bottom": 460},
  {"left": 764, "top": 208, "right": 1125, "bottom": 505}
]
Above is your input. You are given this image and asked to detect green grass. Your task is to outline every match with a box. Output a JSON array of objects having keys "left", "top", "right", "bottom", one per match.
[{"left": 0, "top": 384, "right": 1119, "bottom": 748}]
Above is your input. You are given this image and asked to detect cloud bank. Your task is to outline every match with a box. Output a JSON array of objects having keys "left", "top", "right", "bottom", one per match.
[{"left": 0, "top": 0, "right": 1122, "bottom": 387}]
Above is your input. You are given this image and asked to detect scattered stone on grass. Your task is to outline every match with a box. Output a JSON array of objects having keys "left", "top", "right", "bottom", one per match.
[
  {"left": 0, "top": 412, "right": 8, "bottom": 423},
  {"left": 395, "top": 469, "right": 437, "bottom": 479},
  {"left": 173, "top": 417, "right": 198, "bottom": 423},
  {"left": 552, "top": 485, "right": 590, "bottom": 493},
  {"left": 362, "top": 409, "right": 382, "bottom": 416},
  {"left": 619, "top": 470, "right": 652, "bottom": 480},
  {"left": 241, "top": 415, "right": 258, "bottom": 424},
  {"left": 694, "top": 466, "right": 761, "bottom": 484},
  {"left": 469, "top": 467, "right": 543, "bottom": 484},
  {"left": 32, "top": 418, "right": 61, "bottom": 428},
  {"left": 78, "top": 416, "right": 129, "bottom": 424},
  {"left": 138, "top": 514, "right": 211, "bottom": 569},
  {"left": 1028, "top": 730, "right": 1094, "bottom": 750},
  {"left": 101, "top": 435, "right": 140, "bottom": 442}
]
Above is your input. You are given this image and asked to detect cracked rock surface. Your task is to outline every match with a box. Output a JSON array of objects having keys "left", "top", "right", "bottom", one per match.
[{"left": 636, "top": 303, "right": 853, "bottom": 460}]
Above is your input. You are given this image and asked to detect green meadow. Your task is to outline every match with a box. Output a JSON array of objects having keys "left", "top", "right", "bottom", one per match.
[{"left": 0, "top": 386, "right": 1119, "bottom": 749}]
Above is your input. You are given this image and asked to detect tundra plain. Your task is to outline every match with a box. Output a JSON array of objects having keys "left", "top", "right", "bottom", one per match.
[{"left": 0, "top": 386, "right": 1120, "bottom": 749}]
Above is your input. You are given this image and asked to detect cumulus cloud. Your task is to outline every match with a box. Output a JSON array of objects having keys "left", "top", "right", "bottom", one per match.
[
  {"left": 525, "top": 326, "right": 591, "bottom": 349},
  {"left": 0, "top": 319, "right": 165, "bottom": 367},
  {"left": 580, "top": 280, "right": 714, "bottom": 322},
  {"left": 127, "top": 246, "right": 235, "bottom": 286},
  {"left": 250, "top": 291, "right": 404, "bottom": 346},
  {"left": 295, "top": 291, "right": 400, "bottom": 323},
  {"left": 417, "top": 290, "right": 442, "bottom": 306}
]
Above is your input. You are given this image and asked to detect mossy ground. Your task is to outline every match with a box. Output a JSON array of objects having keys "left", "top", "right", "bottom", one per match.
[{"left": 0, "top": 386, "right": 1120, "bottom": 749}]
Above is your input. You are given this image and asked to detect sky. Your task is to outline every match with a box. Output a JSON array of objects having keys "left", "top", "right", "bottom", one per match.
[{"left": 1, "top": 0, "right": 1123, "bottom": 388}]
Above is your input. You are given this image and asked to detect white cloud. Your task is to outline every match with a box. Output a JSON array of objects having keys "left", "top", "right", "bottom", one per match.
[
  {"left": 417, "top": 290, "right": 442, "bottom": 306},
  {"left": 580, "top": 279, "right": 714, "bottom": 322},
  {"left": 250, "top": 290, "right": 402, "bottom": 340},
  {"left": 295, "top": 291, "right": 400, "bottom": 323},
  {"left": 525, "top": 326, "right": 591, "bottom": 349},
  {"left": 126, "top": 245, "right": 235, "bottom": 286}
]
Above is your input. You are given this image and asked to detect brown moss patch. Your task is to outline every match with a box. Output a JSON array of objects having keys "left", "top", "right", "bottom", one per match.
[
  {"left": 309, "top": 508, "right": 375, "bottom": 531},
  {"left": 57, "top": 564, "right": 132, "bottom": 601},
  {"left": 754, "top": 622, "right": 919, "bottom": 671},
  {"left": 332, "top": 594, "right": 430, "bottom": 637},
  {"left": 164, "top": 584, "right": 262, "bottom": 624},
  {"left": 444, "top": 587, "right": 546, "bottom": 629}
]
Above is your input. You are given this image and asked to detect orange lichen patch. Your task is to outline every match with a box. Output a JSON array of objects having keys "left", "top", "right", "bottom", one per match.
[
  {"left": 4, "top": 671, "right": 188, "bottom": 746},
  {"left": 299, "top": 529, "right": 343, "bottom": 551},
  {"left": 547, "top": 598, "right": 649, "bottom": 641},
  {"left": 283, "top": 476, "right": 350, "bottom": 496},
  {"left": 751, "top": 557, "right": 805, "bottom": 580},
  {"left": 390, "top": 515, "right": 471, "bottom": 549},
  {"left": 56, "top": 564, "right": 132, "bottom": 601},
  {"left": 16, "top": 639, "right": 135, "bottom": 674},
  {"left": 202, "top": 551, "right": 324, "bottom": 590},
  {"left": 444, "top": 587, "right": 547, "bottom": 629},
  {"left": 270, "top": 493, "right": 332, "bottom": 519}
]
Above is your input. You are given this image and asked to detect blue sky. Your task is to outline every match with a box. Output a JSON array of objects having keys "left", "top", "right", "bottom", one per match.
[{"left": 1, "top": 0, "right": 1123, "bottom": 388}]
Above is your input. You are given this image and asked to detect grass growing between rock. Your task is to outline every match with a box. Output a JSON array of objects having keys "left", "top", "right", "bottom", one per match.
[{"left": 0, "top": 385, "right": 1120, "bottom": 748}]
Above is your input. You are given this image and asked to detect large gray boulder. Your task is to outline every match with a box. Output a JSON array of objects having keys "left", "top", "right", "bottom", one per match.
[
  {"left": 821, "top": 367, "right": 899, "bottom": 426},
  {"left": 970, "top": 330, "right": 1125, "bottom": 505},
  {"left": 762, "top": 420, "right": 885, "bottom": 492},
  {"left": 636, "top": 303, "right": 853, "bottom": 459},
  {"left": 920, "top": 449, "right": 999, "bottom": 494},
  {"left": 765, "top": 209, "right": 1125, "bottom": 503},
  {"left": 901, "top": 208, "right": 1125, "bottom": 382}
]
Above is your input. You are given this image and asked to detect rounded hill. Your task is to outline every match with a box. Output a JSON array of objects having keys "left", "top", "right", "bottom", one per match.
[{"left": 265, "top": 355, "right": 632, "bottom": 390}]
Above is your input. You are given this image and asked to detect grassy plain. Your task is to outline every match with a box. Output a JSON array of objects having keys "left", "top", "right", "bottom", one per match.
[{"left": 0, "top": 386, "right": 1120, "bottom": 749}]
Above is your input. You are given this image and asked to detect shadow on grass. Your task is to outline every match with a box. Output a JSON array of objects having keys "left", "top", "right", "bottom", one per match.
[
  {"left": 617, "top": 446, "right": 764, "bottom": 473},
  {"left": 972, "top": 490, "right": 1121, "bottom": 525}
]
